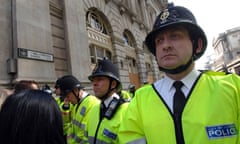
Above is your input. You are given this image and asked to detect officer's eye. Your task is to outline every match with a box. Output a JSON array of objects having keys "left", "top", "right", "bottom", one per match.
[
  {"left": 155, "top": 37, "right": 164, "bottom": 45},
  {"left": 170, "top": 33, "right": 180, "bottom": 39}
]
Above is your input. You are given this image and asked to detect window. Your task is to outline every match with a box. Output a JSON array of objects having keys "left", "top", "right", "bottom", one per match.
[
  {"left": 89, "top": 44, "right": 112, "bottom": 64},
  {"left": 87, "top": 10, "right": 112, "bottom": 69},
  {"left": 123, "top": 33, "right": 129, "bottom": 46},
  {"left": 87, "top": 11, "right": 107, "bottom": 34},
  {"left": 126, "top": 56, "right": 137, "bottom": 73},
  {"left": 143, "top": 42, "right": 150, "bottom": 53},
  {"left": 123, "top": 31, "right": 134, "bottom": 47},
  {"left": 145, "top": 63, "right": 151, "bottom": 72}
]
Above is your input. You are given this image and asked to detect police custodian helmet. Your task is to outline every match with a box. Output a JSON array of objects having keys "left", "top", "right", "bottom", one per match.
[
  {"left": 59, "top": 75, "right": 84, "bottom": 97},
  {"left": 145, "top": 3, "right": 207, "bottom": 60},
  {"left": 88, "top": 57, "right": 122, "bottom": 91}
]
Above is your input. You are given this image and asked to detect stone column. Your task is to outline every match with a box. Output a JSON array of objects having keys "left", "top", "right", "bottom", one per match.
[
  {"left": 64, "top": 0, "right": 92, "bottom": 82},
  {"left": 111, "top": 35, "right": 131, "bottom": 90},
  {"left": 136, "top": 47, "right": 147, "bottom": 84}
]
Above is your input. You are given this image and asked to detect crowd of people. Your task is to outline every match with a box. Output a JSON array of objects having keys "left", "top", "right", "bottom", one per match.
[
  {"left": 0, "top": 2, "right": 240, "bottom": 144},
  {"left": 0, "top": 58, "right": 137, "bottom": 144}
]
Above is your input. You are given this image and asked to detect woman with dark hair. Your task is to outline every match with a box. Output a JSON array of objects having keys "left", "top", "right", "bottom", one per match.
[{"left": 0, "top": 89, "right": 66, "bottom": 144}]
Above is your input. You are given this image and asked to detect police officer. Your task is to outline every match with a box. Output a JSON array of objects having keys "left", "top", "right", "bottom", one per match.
[
  {"left": 118, "top": 89, "right": 131, "bottom": 102},
  {"left": 87, "top": 57, "right": 129, "bottom": 144},
  {"left": 128, "top": 84, "right": 136, "bottom": 98},
  {"left": 54, "top": 77, "right": 73, "bottom": 142},
  {"left": 118, "top": 3, "right": 240, "bottom": 144},
  {"left": 59, "top": 75, "right": 100, "bottom": 144}
]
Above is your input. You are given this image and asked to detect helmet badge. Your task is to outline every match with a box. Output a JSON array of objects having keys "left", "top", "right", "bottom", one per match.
[{"left": 160, "top": 9, "right": 169, "bottom": 24}]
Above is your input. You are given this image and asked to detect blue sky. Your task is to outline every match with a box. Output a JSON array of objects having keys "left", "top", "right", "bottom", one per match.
[{"left": 169, "top": 0, "right": 240, "bottom": 69}]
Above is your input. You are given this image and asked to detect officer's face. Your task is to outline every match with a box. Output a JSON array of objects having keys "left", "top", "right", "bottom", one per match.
[
  {"left": 92, "top": 76, "right": 111, "bottom": 98},
  {"left": 65, "top": 88, "right": 80, "bottom": 104},
  {"left": 154, "top": 26, "right": 193, "bottom": 70}
]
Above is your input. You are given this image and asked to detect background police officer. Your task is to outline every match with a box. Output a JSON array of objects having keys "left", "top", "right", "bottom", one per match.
[
  {"left": 59, "top": 75, "right": 100, "bottom": 144},
  {"left": 128, "top": 84, "right": 136, "bottom": 99},
  {"left": 87, "top": 57, "right": 129, "bottom": 144}
]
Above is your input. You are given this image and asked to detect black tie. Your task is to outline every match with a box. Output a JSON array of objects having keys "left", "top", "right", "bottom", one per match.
[
  {"left": 173, "top": 81, "right": 186, "bottom": 144},
  {"left": 173, "top": 81, "right": 186, "bottom": 114}
]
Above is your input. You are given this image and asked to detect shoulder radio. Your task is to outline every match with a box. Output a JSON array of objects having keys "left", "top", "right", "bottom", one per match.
[{"left": 104, "top": 97, "right": 125, "bottom": 119}]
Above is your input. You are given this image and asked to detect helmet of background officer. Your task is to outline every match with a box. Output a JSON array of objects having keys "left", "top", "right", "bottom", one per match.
[
  {"left": 59, "top": 75, "right": 84, "bottom": 104},
  {"left": 128, "top": 84, "right": 135, "bottom": 93},
  {"left": 145, "top": 3, "right": 207, "bottom": 74},
  {"left": 143, "top": 80, "right": 149, "bottom": 85},
  {"left": 88, "top": 57, "right": 122, "bottom": 100}
]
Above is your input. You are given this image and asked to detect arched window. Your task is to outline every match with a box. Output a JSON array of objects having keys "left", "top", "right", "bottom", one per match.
[
  {"left": 122, "top": 31, "right": 134, "bottom": 47},
  {"left": 86, "top": 10, "right": 112, "bottom": 66},
  {"left": 86, "top": 11, "right": 107, "bottom": 34}
]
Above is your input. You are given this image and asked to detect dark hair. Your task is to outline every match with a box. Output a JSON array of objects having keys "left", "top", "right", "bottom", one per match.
[
  {"left": 0, "top": 89, "right": 66, "bottom": 144},
  {"left": 14, "top": 80, "right": 39, "bottom": 93}
]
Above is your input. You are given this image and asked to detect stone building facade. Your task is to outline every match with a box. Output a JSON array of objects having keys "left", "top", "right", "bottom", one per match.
[
  {"left": 0, "top": 0, "right": 166, "bottom": 90},
  {"left": 212, "top": 26, "right": 240, "bottom": 74}
]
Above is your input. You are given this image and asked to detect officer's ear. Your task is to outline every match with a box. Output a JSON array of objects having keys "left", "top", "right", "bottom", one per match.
[
  {"left": 111, "top": 80, "right": 118, "bottom": 90},
  {"left": 195, "top": 38, "right": 203, "bottom": 54}
]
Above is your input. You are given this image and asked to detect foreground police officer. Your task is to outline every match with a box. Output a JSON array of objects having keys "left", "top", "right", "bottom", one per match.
[
  {"left": 87, "top": 57, "right": 129, "bottom": 144},
  {"left": 118, "top": 3, "right": 240, "bottom": 144},
  {"left": 59, "top": 75, "right": 100, "bottom": 144}
]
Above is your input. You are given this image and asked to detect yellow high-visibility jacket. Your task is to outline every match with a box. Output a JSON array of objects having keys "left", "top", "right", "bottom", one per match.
[
  {"left": 67, "top": 95, "right": 100, "bottom": 144},
  {"left": 120, "top": 90, "right": 131, "bottom": 101},
  {"left": 55, "top": 97, "right": 73, "bottom": 135},
  {"left": 118, "top": 71, "right": 240, "bottom": 144},
  {"left": 87, "top": 100, "right": 129, "bottom": 144}
]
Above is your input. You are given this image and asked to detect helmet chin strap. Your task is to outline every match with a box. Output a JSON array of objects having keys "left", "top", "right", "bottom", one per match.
[
  {"left": 158, "top": 57, "right": 193, "bottom": 74},
  {"left": 72, "top": 89, "right": 81, "bottom": 103}
]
